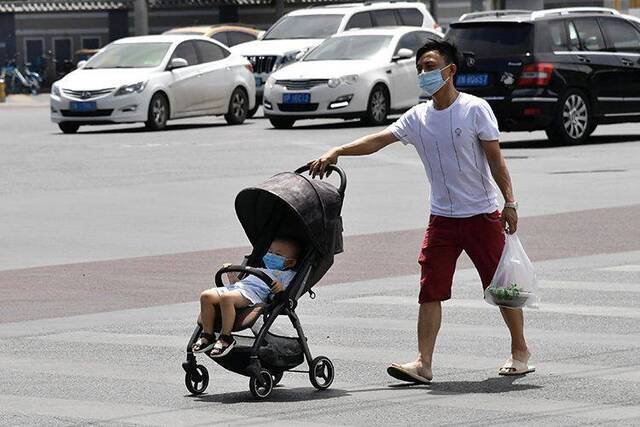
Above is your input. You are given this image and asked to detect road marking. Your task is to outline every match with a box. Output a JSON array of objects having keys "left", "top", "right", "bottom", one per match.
[
  {"left": 598, "top": 264, "right": 640, "bottom": 272},
  {"left": 338, "top": 296, "right": 640, "bottom": 319}
]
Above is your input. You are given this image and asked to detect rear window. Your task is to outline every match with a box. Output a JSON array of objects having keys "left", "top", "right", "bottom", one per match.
[
  {"left": 398, "top": 9, "right": 424, "bottom": 26},
  {"left": 447, "top": 23, "right": 533, "bottom": 57}
]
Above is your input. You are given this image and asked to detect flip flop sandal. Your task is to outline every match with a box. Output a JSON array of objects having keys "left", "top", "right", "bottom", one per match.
[
  {"left": 192, "top": 332, "right": 215, "bottom": 353},
  {"left": 210, "top": 336, "right": 236, "bottom": 358},
  {"left": 498, "top": 357, "right": 536, "bottom": 376},
  {"left": 387, "top": 363, "right": 431, "bottom": 384}
]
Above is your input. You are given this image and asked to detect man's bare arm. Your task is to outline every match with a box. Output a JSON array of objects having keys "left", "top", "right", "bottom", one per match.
[
  {"left": 482, "top": 140, "right": 518, "bottom": 233},
  {"left": 307, "top": 129, "right": 398, "bottom": 177}
]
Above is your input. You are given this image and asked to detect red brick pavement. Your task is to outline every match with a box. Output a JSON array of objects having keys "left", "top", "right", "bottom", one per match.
[{"left": 1, "top": 205, "right": 638, "bottom": 323}]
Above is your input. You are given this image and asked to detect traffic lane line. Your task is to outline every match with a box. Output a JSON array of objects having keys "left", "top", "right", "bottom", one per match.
[{"left": 1, "top": 204, "right": 639, "bottom": 323}]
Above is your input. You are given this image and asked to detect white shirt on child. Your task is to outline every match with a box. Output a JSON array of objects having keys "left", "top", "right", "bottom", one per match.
[{"left": 386, "top": 92, "right": 501, "bottom": 218}]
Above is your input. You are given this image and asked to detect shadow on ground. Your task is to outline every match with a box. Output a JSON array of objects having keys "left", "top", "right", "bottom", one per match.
[
  {"left": 387, "top": 376, "right": 542, "bottom": 395},
  {"left": 58, "top": 121, "right": 238, "bottom": 135},
  {"left": 192, "top": 386, "right": 350, "bottom": 404}
]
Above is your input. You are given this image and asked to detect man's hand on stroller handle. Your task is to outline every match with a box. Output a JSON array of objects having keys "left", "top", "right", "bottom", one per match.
[{"left": 307, "top": 148, "right": 340, "bottom": 179}]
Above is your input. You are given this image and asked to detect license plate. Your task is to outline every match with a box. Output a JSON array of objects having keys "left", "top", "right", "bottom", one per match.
[
  {"left": 283, "top": 93, "right": 310, "bottom": 104},
  {"left": 70, "top": 101, "right": 97, "bottom": 112},
  {"left": 255, "top": 76, "right": 263, "bottom": 87},
  {"left": 456, "top": 73, "right": 489, "bottom": 87}
]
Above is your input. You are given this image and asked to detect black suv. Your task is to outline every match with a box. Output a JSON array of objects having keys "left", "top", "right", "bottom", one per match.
[{"left": 446, "top": 7, "right": 640, "bottom": 144}]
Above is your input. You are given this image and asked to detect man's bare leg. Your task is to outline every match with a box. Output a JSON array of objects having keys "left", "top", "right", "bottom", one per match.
[
  {"left": 499, "top": 307, "right": 530, "bottom": 362},
  {"left": 412, "top": 301, "right": 441, "bottom": 380}
]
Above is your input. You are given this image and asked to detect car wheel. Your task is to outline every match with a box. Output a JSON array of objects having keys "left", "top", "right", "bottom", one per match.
[
  {"left": 58, "top": 122, "right": 80, "bottom": 134},
  {"left": 362, "top": 84, "right": 389, "bottom": 126},
  {"left": 145, "top": 93, "right": 169, "bottom": 131},
  {"left": 545, "top": 89, "right": 591, "bottom": 145},
  {"left": 246, "top": 104, "right": 259, "bottom": 119},
  {"left": 225, "top": 87, "right": 249, "bottom": 125},
  {"left": 269, "top": 117, "right": 296, "bottom": 129}
]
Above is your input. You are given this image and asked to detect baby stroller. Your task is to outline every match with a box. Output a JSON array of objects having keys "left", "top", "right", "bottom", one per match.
[{"left": 182, "top": 164, "right": 346, "bottom": 399}]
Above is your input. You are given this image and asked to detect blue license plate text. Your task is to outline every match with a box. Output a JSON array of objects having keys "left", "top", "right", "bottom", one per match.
[
  {"left": 283, "top": 93, "right": 310, "bottom": 104},
  {"left": 70, "top": 102, "right": 97, "bottom": 112},
  {"left": 456, "top": 74, "right": 489, "bottom": 87}
]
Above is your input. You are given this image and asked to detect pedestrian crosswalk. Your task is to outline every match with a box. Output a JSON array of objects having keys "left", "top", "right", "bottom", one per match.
[{"left": 0, "top": 254, "right": 639, "bottom": 425}]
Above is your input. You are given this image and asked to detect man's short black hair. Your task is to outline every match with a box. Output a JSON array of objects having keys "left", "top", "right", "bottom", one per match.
[{"left": 415, "top": 39, "right": 460, "bottom": 73}]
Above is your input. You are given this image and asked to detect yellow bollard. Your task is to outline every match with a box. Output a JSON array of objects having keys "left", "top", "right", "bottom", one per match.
[{"left": 0, "top": 79, "right": 5, "bottom": 103}]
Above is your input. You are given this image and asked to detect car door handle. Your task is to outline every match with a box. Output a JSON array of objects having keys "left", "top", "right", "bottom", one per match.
[
  {"left": 577, "top": 55, "right": 591, "bottom": 63},
  {"left": 621, "top": 58, "right": 633, "bottom": 66}
]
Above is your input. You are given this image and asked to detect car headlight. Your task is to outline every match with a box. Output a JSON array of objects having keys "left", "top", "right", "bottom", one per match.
[
  {"left": 328, "top": 74, "right": 359, "bottom": 88},
  {"left": 265, "top": 76, "right": 276, "bottom": 89},
  {"left": 114, "top": 81, "right": 146, "bottom": 97},
  {"left": 342, "top": 74, "right": 358, "bottom": 85},
  {"left": 273, "top": 51, "right": 300, "bottom": 71},
  {"left": 51, "top": 83, "right": 61, "bottom": 97}
]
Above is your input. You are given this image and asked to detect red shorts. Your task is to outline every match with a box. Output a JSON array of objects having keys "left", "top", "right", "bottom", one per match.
[{"left": 418, "top": 211, "right": 505, "bottom": 303}]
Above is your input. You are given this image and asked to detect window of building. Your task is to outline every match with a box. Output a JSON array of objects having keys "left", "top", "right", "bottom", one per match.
[
  {"left": 82, "top": 37, "right": 101, "bottom": 50},
  {"left": 24, "top": 38, "right": 44, "bottom": 66}
]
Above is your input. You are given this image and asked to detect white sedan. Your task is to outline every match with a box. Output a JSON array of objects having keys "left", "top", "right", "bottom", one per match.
[
  {"left": 51, "top": 35, "right": 255, "bottom": 134},
  {"left": 263, "top": 27, "right": 441, "bottom": 129}
]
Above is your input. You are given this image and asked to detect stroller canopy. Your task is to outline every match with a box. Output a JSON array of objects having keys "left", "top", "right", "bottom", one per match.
[{"left": 235, "top": 171, "right": 344, "bottom": 289}]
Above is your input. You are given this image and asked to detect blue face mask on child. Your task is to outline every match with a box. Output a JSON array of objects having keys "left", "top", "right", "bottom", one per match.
[
  {"left": 418, "top": 64, "right": 452, "bottom": 96},
  {"left": 263, "top": 252, "right": 287, "bottom": 270}
]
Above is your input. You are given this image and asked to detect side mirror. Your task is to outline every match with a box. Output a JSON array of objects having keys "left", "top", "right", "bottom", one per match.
[
  {"left": 168, "top": 57, "right": 188, "bottom": 70},
  {"left": 257, "top": 31, "right": 265, "bottom": 40},
  {"left": 77, "top": 60, "right": 87, "bottom": 69},
  {"left": 295, "top": 50, "right": 306, "bottom": 61},
  {"left": 392, "top": 48, "right": 414, "bottom": 62}
]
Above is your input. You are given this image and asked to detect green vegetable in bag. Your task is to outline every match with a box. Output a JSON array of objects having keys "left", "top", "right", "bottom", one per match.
[{"left": 489, "top": 283, "right": 520, "bottom": 300}]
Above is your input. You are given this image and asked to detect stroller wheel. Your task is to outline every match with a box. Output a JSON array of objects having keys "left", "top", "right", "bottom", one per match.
[
  {"left": 272, "top": 371, "right": 284, "bottom": 386},
  {"left": 249, "top": 369, "right": 274, "bottom": 399},
  {"left": 309, "top": 356, "right": 334, "bottom": 390},
  {"left": 185, "top": 364, "right": 209, "bottom": 395}
]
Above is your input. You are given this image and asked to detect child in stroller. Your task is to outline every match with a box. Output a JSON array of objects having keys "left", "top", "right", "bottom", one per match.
[
  {"left": 182, "top": 165, "right": 346, "bottom": 399},
  {"left": 192, "top": 237, "right": 301, "bottom": 357}
]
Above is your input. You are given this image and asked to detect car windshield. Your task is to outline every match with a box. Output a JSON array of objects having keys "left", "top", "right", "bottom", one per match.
[
  {"left": 304, "top": 35, "right": 393, "bottom": 61},
  {"left": 263, "top": 15, "right": 343, "bottom": 40},
  {"left": 447, "top": 23, "right": 533, "bottom": 57},
  {"left": 83, "top": 42, "right": 171, "bottom": 69}
]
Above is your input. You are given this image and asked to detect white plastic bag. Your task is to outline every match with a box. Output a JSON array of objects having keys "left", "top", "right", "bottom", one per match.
[{"left": 484, "top": 234, "right": 538, "bottom": 309}]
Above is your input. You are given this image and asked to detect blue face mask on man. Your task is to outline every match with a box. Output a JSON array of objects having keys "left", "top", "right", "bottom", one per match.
[
  {"left": 418, "top": 63, "right": 452, "bottom": 96},
  {"left": 263, "top": 252, "right": 287, "bottom": 270}
]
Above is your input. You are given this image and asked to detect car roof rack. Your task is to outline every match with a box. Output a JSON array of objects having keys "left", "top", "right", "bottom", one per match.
[
  {"left": 531, "top": 7, "right": 620, "bottom": 19},
  {"left": 458, "top": 10, "right": 531, "bottom": 22}
]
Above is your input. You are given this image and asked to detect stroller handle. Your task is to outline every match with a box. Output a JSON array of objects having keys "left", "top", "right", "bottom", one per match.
[
  {"left": 295, "top": 164, "right": 346, "bottom": 196},
  {"left": 215, "top": 265, "right": 278, "bottom": 291}
]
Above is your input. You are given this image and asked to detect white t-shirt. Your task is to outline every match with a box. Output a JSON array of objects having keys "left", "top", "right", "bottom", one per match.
[{"left": 387, "top": 92, "right": 501, "bottom": 218}]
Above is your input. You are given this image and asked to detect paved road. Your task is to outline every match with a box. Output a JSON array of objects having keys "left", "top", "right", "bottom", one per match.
[{"left": 1, "top": 105, "right": 639, "bottom": 425}]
